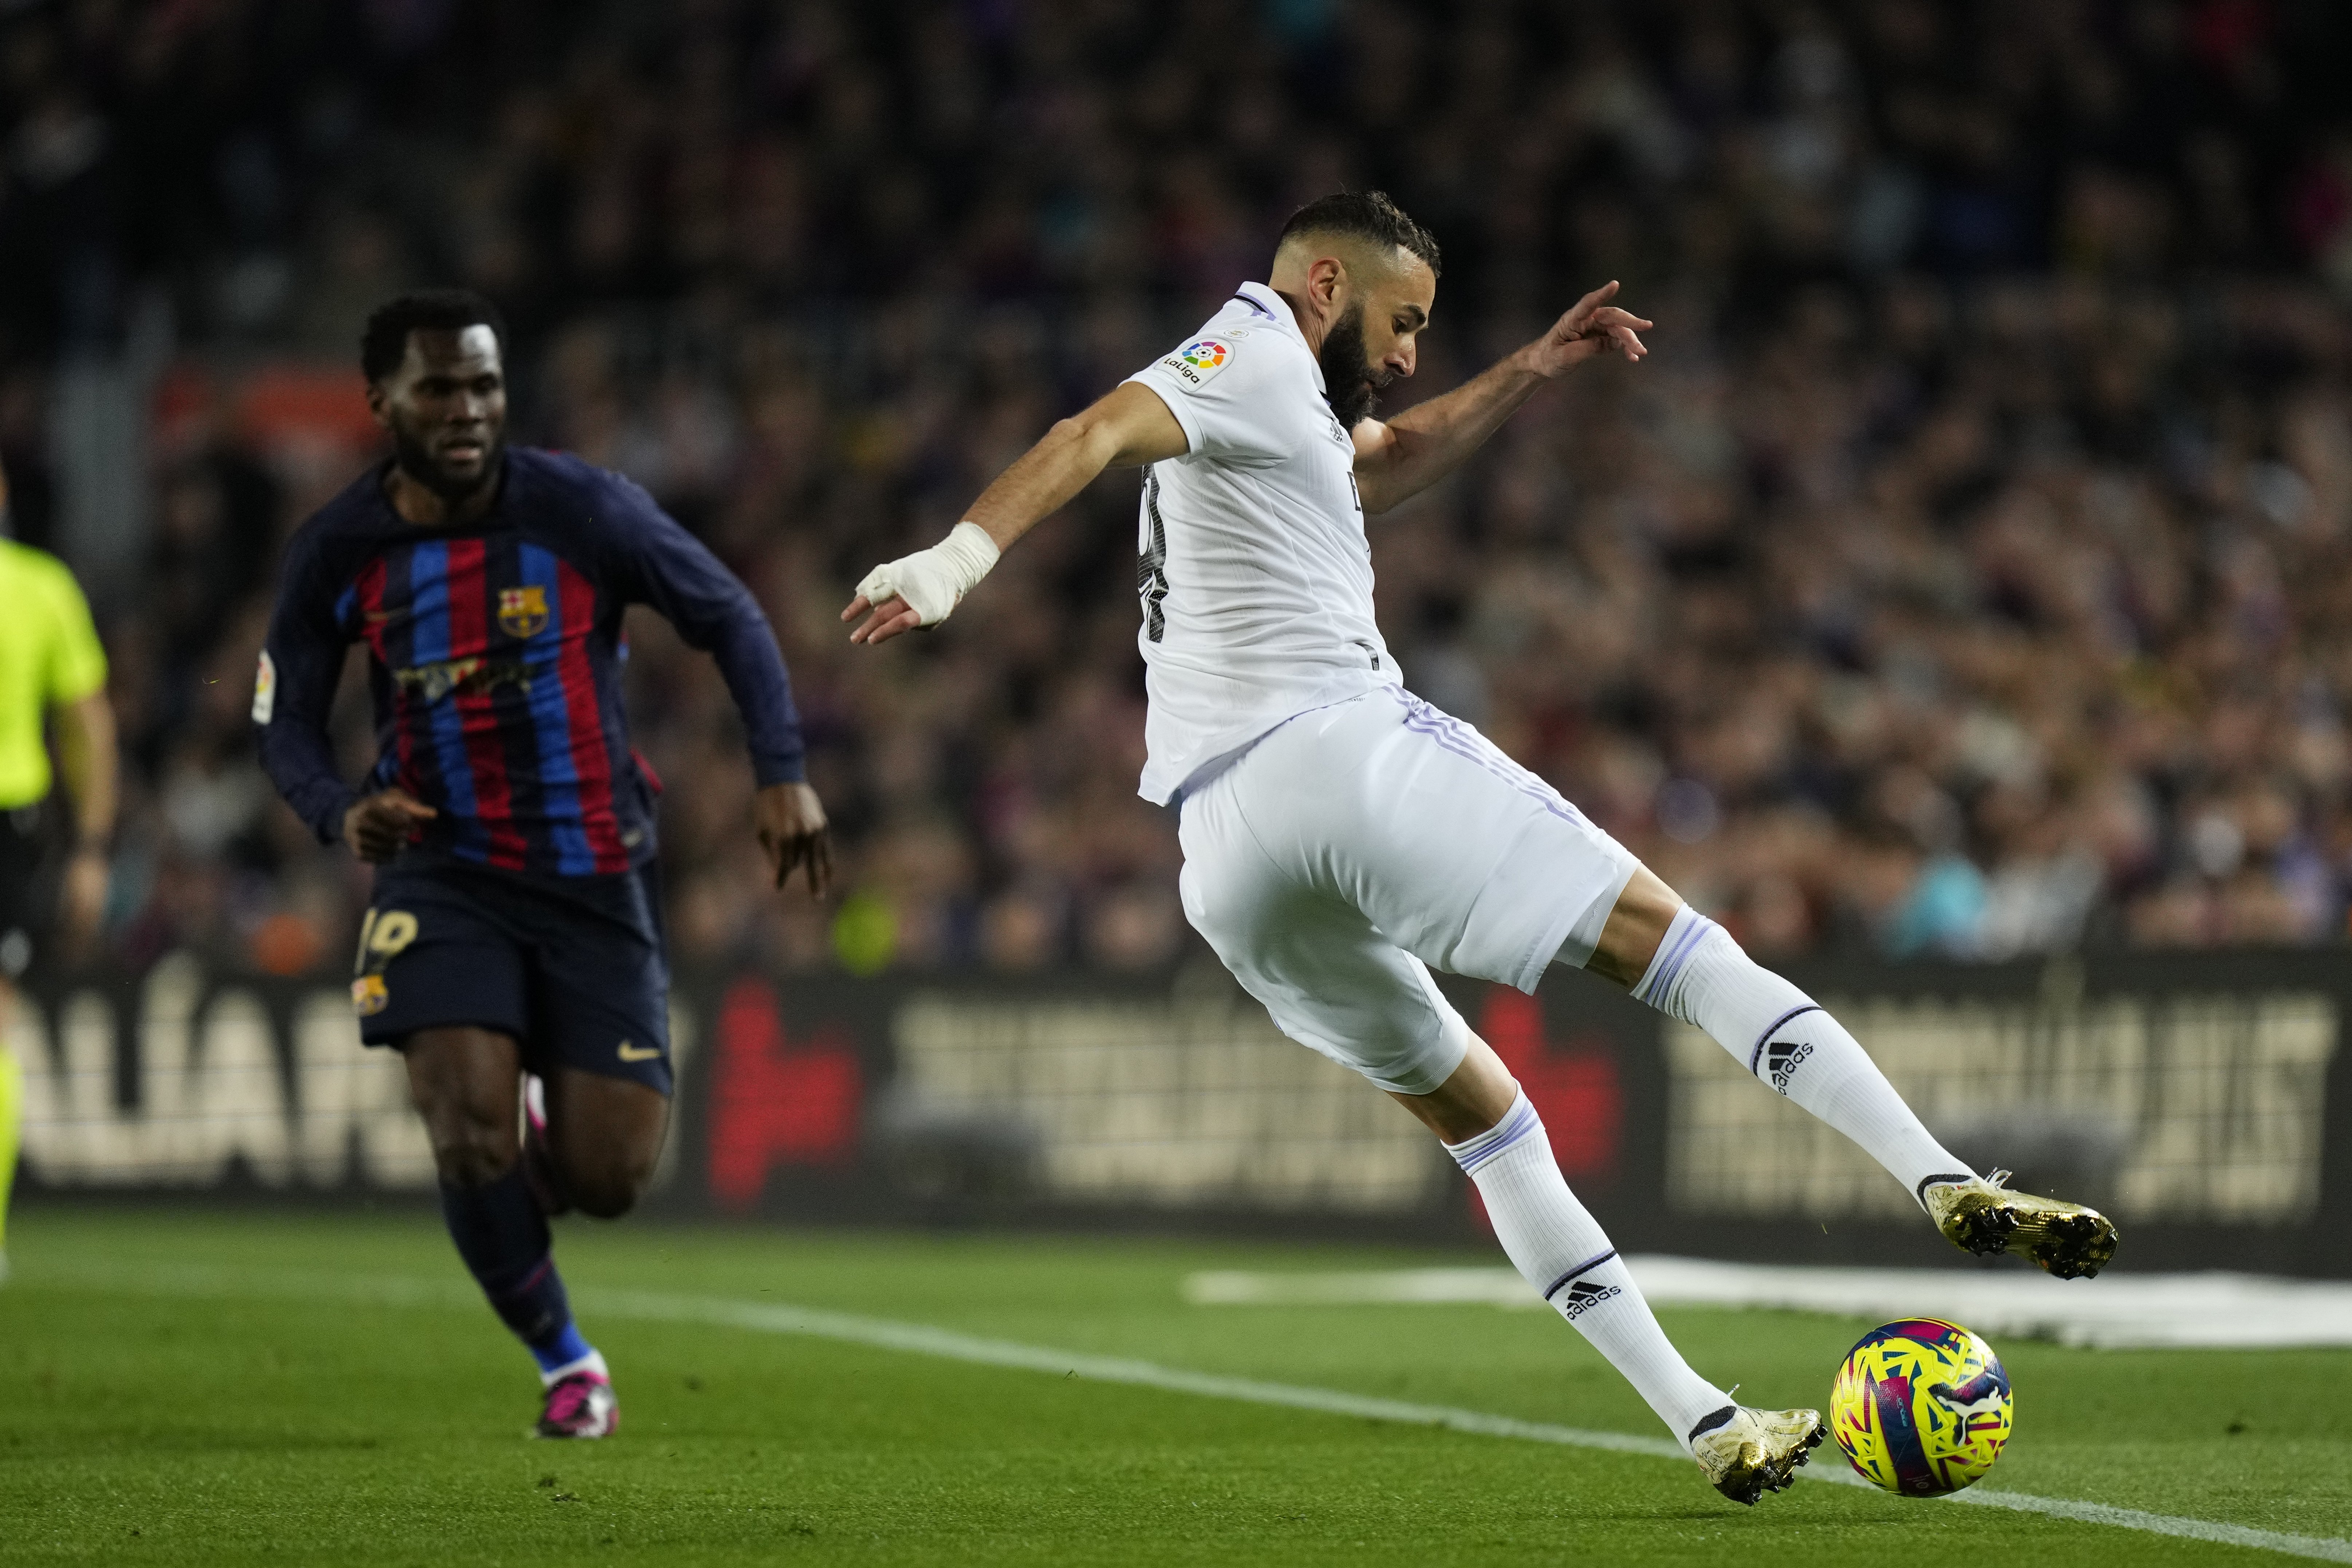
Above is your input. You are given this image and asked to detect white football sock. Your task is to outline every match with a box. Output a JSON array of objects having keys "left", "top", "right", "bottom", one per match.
[
  {"left": 539, "top": 1348, "right": 609, "bottom": 1389},
  {"left": 1631, "top": 905, "right": 1975, "bottom": 1208},
  {"left": 1446, "top": 1093, "right": 1731, "bottom": 1449}
]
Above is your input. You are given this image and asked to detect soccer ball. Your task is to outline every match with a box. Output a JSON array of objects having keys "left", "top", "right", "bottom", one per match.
[{"left": 1829, "top": 1318, "right": 2013, "bottom": 1496}]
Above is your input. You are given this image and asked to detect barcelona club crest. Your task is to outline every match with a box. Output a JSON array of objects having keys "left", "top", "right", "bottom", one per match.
[{"left": 498, "top": 585, "right": 549, "bottom": 639}]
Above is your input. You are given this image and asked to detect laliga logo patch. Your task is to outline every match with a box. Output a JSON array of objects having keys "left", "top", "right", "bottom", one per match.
[
  {"left": 1162, "top": 337, "right": 1233, "bottom": 391},
  {"left": 1178, "top": 339, "right": 1228, "bottom": 371},
  {"left": 251, "top": 649, "right": 277, "bottom": 724},
  {"left": 498, "top": 585, "right": 550, "bottom": 639}
]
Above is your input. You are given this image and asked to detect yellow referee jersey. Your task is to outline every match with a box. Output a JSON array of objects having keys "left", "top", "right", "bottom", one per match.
[{"left": 0, "top": 539, "right": 107, "bottom": 810}]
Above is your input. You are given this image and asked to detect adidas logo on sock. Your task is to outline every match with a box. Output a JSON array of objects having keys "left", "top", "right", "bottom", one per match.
[
  {"left": 1555, "top": 1278, "right": 1622, "bottom": 1319},
  {"left": 1764, "top": 1036, "right": 1813, "bottom": 1094}
]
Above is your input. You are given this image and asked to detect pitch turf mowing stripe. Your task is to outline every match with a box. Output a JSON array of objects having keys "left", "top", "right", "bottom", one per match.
[
  {"left": 591, "top": 1287, "right": 2352, "bottom": 1564},
  {"left": 36, "top": 1260, "right": 2352, "bottom": 1564}
]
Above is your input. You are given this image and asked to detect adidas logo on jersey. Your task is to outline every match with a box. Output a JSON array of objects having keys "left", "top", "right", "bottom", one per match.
[
  {"left": 1764, "top": 1036, "right": 1813, "bottom": 1094},
  {"left": 1555, "top": 1279, "right": 1622, "bottom": 1319}
]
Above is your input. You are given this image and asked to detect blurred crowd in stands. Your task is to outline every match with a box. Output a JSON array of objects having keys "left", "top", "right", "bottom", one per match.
[{"left": 6, "top": 0, "right": 2352, "bottom": 978}]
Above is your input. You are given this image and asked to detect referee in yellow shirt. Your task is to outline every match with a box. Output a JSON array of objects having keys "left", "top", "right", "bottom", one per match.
[{"left": 0, "top": 457, "right": 118, "bottom": 1282}]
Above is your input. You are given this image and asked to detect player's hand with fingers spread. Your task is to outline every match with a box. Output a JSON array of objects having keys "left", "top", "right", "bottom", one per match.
[
  {"left": 842, "top": 521, "right": 1001, "bottom": 645},
  {"left": 755, "top": 781, "right": 834, "bottom": 897},
  {"left": 342, "top": 788, "right": 438, "bottom": 864},
  {"left": 1522, "top": 280, "right": 1652, "bottom": 378}
]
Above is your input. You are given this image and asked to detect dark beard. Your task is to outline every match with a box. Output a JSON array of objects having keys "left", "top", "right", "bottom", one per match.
[
  {"left": 1317, "top": 305, "right": 1391, "bottom": 428},
  {"left": 390, "top": 422, "right": 503, "bottom": 505}
]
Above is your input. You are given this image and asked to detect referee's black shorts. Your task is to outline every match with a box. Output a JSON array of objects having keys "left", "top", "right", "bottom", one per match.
[{"left": 0, "top": 803, "right": 48, "bottom": 980}]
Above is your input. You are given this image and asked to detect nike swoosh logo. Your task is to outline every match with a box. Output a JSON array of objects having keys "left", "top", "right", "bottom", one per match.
[
  {"left": 364, "top": 611, "right": 399, "bottom": 624},
  {"left": 616, "top": 1042, "right": 661, "bottom": 1062}
]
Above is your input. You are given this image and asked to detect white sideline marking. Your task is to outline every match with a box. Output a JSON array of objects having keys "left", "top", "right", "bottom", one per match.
[
  {"left": 29, "top": 1261, "right": 2352, "bottom": 1563},
  {"left": 1185, "top": 1257, "right": 2352, "bottom": 1350}
]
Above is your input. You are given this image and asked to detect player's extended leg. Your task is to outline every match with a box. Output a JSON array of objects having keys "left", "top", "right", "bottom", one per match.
[
  {"left": 1179, "top": 695, "right": 1821, "bottom": 1503},
  {"left": 1588, "top": 868, "right": 2118, "bottom": 1278},
  {"left": 1388, "top": 1038, "right": 1824, "bottom": 1504},
  {"left": 403, "top": 1026, "right": 616, "bottom": 1437}
]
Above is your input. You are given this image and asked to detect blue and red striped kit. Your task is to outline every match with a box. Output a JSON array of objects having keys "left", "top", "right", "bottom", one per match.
[{"left": 258, "top": 447, "right": 804, "bottom": 876}]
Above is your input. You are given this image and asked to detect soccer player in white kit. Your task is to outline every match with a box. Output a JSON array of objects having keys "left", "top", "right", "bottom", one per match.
[{"left": 843, "top": 192, "right": 2117, "bottom": 1505}]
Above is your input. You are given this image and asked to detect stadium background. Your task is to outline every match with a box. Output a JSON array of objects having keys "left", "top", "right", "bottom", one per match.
[{"left": 7, "top": 0, "right": 2352, "bottom": 1272}]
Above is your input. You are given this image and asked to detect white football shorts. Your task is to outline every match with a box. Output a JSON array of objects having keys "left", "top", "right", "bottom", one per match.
[{"left": 1175, "top": 687, "right": 1641, "bottom": 1096}]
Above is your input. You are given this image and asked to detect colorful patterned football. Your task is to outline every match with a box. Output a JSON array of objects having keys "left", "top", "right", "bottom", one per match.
[{"left": 1830, "top": 1318, "right": 2013, "bottom": 1496}]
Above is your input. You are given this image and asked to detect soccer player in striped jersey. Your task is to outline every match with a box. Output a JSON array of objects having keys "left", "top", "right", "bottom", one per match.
[{"left": 258, "top": 290, "right": 832, "bottom": 1438}]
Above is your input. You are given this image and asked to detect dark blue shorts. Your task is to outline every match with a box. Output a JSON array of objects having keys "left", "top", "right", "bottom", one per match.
[{"left": 352, "top": 854, "right": 673, "bottom": 1095}]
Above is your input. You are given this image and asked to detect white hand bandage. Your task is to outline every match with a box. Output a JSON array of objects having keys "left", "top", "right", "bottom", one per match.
[{"left": 854, "top": 521, "right": 1001, "bottom": 628}]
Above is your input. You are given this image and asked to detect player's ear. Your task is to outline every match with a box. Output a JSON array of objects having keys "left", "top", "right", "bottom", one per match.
[
  {"left": 365, "top": 379, "right": 391, "bottom": 429},
  {"left": 1308, "top": 253, "right": 1346, "bottom": 312}
]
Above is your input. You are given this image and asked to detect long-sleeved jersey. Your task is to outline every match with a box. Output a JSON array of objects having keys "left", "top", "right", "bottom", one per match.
[{"left": 256, "top": 447, "right": 803, "bottom": 876}]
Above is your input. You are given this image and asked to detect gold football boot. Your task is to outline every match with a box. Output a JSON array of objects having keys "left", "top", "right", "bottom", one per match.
[
  {"left": 1924, "top": 1169, "right": 2118, "bottom": 1279},
  {"left": 1689, "top": 1404, "right": 1826, "bottom": 1506}
]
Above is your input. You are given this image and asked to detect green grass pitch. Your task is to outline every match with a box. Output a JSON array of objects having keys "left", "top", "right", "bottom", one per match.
[{"left": 1, "top": 1209, "right": 2347, "bottom": 1565}]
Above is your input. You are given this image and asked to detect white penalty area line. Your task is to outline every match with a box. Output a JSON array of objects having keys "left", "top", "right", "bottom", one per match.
[{"left": 30, "top": 1260, "right": 2352, "bottom": 1565}]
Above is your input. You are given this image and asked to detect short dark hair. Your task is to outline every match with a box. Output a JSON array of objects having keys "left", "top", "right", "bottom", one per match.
[
  {"left": 361, "top": 289, "right": 508, "bottom": 383},
  {"left": 1276, "top": 190, "right": 1441, "bottom": 277}
]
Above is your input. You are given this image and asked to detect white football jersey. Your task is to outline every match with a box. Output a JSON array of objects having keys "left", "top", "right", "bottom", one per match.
[{"left": 1123, "top": 282, "right": 1401, "bottom": 804}]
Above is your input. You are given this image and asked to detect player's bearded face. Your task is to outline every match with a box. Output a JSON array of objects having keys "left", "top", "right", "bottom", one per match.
[
  {"left": 1319, "top": 304, "right": 1392, "bottom": 429},
  {"left": 384, "top": 326, "right": 508, "bottom": 502},
  {"left": 390, "top": 411, "right": 503, "bottom": 502}
]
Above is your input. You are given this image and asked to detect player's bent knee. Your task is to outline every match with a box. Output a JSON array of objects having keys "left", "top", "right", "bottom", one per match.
[
  {"left": 567, "top": 1153, "right": 655, "bottom": 1219},
  {"left": 400, "top": 1026, "right": 523, "bottom": 1186},
  {"left": 411, "top": 1081, "right": 520, "bottom": 1185},
  {"left": 544, "top": 1070, "right": 666, "bottom": 1217},
  {"left": 1582, "top": 865, "right": 1681, "bottom": 989},
  {"left": 571, "top": 1182, "right": 636, "bottom": 1220},
  {"left": 429, "top": 1115, "right": 521, "bottom": 1188}
]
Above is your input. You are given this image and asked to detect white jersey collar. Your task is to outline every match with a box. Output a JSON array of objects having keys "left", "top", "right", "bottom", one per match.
[
  {"left": 1229, "top": 282, "right": 1320, "bottom": 392},
  {"left": 1232, "top": 282, "right": 1300, "bottom": 338}
]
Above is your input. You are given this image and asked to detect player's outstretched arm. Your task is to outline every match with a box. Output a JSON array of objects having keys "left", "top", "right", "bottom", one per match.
[
  {"left": 603, "top": 476, "right": 834, "bottom": 898},
  {"left": 842, "top": 382, "right": 1187, "bottom": 645},
  {"left": 1352, "top": 280, "right": 1651, "bottom": 515}
]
